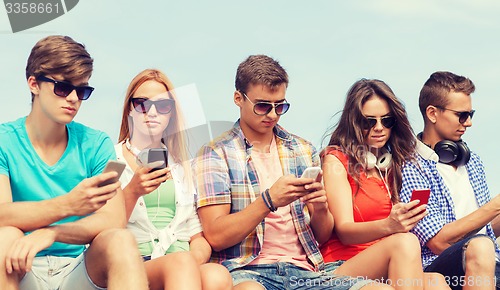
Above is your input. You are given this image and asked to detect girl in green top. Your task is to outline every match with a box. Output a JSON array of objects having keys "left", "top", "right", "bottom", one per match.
[{"left": 116, "top": 69, "right": 232, "bottom": 290}]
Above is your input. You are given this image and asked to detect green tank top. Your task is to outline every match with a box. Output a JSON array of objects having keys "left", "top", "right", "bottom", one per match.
[{"left": 138, "top": 179, "right": 190, "bottom": 256}]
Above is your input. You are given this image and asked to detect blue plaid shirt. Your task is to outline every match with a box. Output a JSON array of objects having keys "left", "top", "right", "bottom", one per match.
[
  {"left": 400, "top": 139, "right": 499, "bottom": 268},
  {"left": 194, "top": 120, "right": 325, "bottom": 271}
]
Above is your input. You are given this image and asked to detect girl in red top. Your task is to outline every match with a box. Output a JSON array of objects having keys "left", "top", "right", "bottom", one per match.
[{"left": 320, "top": 79, "right": 449, "bottom": 290}]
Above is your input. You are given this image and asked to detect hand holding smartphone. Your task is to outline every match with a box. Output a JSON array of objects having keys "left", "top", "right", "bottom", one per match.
[
  {"left": 98, "top": 160, "right": 126, "bottom": 187},
  {"left": 136, "top": 148, "right": 168, "bottom": 171},
  {"left": 409, "top": 189, "right": 431, "bottom": 214},
  {"left": 410, "top": 189, "right": 431, "bottom": 206}
]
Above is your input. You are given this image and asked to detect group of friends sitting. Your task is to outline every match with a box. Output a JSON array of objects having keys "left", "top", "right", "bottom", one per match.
[{"left": 1, "top": 35, "right": 499, "bottom": 290}]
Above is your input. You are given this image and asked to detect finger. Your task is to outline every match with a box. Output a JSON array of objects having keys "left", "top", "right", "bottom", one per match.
[
  {"left": 289, "top": 177, "right": 317, "bottom": 186},
  {"left": 304, "top": 181, "right": 323, "bottom": 191},
  {"left": 147, "top": 168, "right": 170, "bottom": 180},
  {"left": 405, "top": 199, "right": 421, "bottom": 209},
  {"left": 26, "top": 249, "right": 37, "bottom": 272},
  {"left": 136, "top": 166, "right": 152, "bottom": 174},
  {"left": 302, "top": 194, "right": 327, "bottom": 204},
  {"left": 407, "top": 204, "right": 427, "bottom": 217},
  {"left": 148, "top": 178, "right": 163, "bottom": 187},
  {"left": 5, "top": 252, "right": 13, "bottom": 274},
  {"left": 9, "top": 243, "right": 24, "bottom": 273},
  {"left": 95, "top": 181, "right": 121, "bottom": 196},
  {"left": 146, "top": 160, "right": 165, "bottom": 169},
  {"left": 16, "top": 246, "right": 29, "bottom": 273},
  {"left": 92, "top": 190, "right": 118, "bottom": 204},
  {"left": 91, "top": 172, "right": 119, "bottom": 186}
]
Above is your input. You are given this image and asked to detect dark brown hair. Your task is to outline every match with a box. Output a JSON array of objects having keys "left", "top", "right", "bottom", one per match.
[
  {"left": 235, "top": 55, "right": 288, "bottom": 93},
  {"left": 323, "top": 79, "right": 415, "bottom": 203},
  {"left": 419, "top": 71, "right": 475, "bottom": 119}
]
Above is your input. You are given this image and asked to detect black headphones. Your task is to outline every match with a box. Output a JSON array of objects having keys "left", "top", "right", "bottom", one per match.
[{"left": 418, "top": 133, "right": 470, "bottom": 166}]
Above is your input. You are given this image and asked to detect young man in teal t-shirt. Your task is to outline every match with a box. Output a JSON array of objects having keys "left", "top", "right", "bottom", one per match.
[{"left": 0, "top": 36, "right": 148, "bottom": 290}]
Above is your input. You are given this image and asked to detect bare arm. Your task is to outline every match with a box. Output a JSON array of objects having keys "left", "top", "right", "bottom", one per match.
[
  {"left": 303, "top": 176, "right": 334, "bottom": 245},
  {"left": 0, "top": 172, "right": 122, "bottom": 232},
  {"left": 492, "top": 213, "right": 500, "bottom": 238},
  {"left": 122, "top": 167, "right": 169, "bottom": 220},
  {"left": 197, "top": 199, "right": 270, "bottom": 252},
  {"left": 5, "top": 173, "right": 126, "bottom": 274},
  {"left": 189, "top": 233, "right": 212, "bottom": 265},
  {"left": 323, "top": 155, "right": 424, "bottom": 245},
  {"left": 426, "top": 195, "right": 500, "bottom": 254},
  {"left": 49, "top": 185, "right": 126, "bottom": 244},
  {"left": 199, "top": 175, "right": 314, "bottom": 251}
]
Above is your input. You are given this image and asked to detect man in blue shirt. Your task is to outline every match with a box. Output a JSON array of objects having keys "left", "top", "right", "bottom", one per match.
[
  {"left": 0, "top": 35, "right": 148, "bottom": 290},
  {"left": 400, "top": 71, "right": 500, "bottom": 290}
]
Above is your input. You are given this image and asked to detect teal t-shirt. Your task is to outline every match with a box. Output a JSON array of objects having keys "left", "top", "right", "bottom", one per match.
[{"left": 0, "top": 117, "right": 116, "bottom": 257}]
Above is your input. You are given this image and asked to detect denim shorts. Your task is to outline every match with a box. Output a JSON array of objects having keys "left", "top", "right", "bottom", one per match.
[
  {"left": 230, "top": 262, "right": 371, "bottom": 290},
  {"left": 19, "top": 253, "right": 104, "bottom": 290},
  {"left": 424, "top": 234, "right": 499, "bottom": 290}
]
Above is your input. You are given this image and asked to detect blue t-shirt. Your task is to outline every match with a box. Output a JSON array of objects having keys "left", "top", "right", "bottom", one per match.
[{"left": 0, "top": 116, "right": 116, "bottom": 257}]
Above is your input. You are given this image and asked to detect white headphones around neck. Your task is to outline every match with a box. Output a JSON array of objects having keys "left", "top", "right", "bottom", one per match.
[{"left": 366, "top": 151, "right": 392, "bottom": 170}]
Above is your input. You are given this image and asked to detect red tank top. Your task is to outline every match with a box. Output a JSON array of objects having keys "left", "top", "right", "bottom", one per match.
[{"left": 320, "top": 148, "right": 392, "bottom": 262}]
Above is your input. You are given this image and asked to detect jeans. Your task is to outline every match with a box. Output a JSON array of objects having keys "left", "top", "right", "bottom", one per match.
[{"left": 230, "top": 262, "right": 371, "bottom": 290}]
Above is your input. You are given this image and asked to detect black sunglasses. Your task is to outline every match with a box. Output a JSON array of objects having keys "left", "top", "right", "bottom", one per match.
[
  {"left": 131, "top": 98, "right": 175, "bottom": 114},
  {"left": 241, "top": 92, "right": 290, "bottom": 116},
  {"left": 362, "top": 116, "right": 396, "bottom": 130},
  {"left": 436, "top": 106, "right": 475, "bottom": 124},
  {"left": 36, "top": 75, "right": 94, "bottom": 100}
]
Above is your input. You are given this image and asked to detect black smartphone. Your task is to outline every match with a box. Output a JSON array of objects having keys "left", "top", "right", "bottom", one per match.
[{"left": 147, "top": 148, "right": 168, "bottom": 171}]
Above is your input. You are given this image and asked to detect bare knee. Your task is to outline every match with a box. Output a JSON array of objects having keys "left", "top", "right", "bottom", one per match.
[
  {"left": 385, "top": 233, "right": 421, "bottom": 257},
  {"left": 0, "top": 226, "right": 24, "bottom": 253},
  {"left": 90, "top": 229, "right": 140, "bottom": 262},
  {"left": 0, "top": 227, "right": 24, "bottom": 243},
  {"left": 464, "top": 236, "right": 496, "bottom": 270},
  {"left": 234, "top": 281, "right": 265, "bottom": 290},
  {"left": 200, "top": 263, "right": 232, "bottom": 290}
]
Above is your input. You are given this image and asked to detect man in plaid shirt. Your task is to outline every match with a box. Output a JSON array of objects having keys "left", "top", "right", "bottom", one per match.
[
  {"left": 194, "top": 55, "right": 373, "bottom": 290},
  {"left": 400, "top": 71, "right": 500, "bottom": 290}
]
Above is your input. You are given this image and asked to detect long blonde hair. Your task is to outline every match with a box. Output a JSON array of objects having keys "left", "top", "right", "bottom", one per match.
[{"left": 118, "top": 69, "right": 191, "bottom": 168}]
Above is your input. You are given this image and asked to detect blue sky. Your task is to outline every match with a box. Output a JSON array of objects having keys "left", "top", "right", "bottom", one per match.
[{"left": 1, "top": 0, "right": 499, "bottom": 194}]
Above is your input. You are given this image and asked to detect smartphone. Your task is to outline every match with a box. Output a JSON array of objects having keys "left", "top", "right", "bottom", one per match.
[
  {"left": 137, "top": 148, "right": 168, "bottom": 171},
  {"left": 300, "top": 167, "right": 321, "bottom": 181},
  {"left": 98, "top": 160, "right": 126, "bottom": 187},
  {"left": 410, "top": 189, "right": 431, "bottom": 206}
]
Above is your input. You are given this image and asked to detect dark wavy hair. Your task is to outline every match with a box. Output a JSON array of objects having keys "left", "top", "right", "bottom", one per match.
[{"left": 322, "top": 79, "right": 415, "bottom": 203}]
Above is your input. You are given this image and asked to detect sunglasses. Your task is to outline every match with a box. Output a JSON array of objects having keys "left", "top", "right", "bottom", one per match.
[
  {"left": 362, "top": 116, "right": 396, "bottom": 130},
  {"left": 436, "top": 106, "right": 475, "bottom": 124},
  {"left": 36, "top": 75, "right": 94, "bottom": 100},
  {"left": 131, "top": 98, "right": 175, "bottom": 114},
  {"left": 241, "top": 92, "right": 290, "bottom": 116}
]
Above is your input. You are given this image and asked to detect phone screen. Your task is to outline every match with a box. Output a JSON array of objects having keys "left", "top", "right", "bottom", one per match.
[{"left": 148, "top": 148, "right": 168, "bottom": 171}]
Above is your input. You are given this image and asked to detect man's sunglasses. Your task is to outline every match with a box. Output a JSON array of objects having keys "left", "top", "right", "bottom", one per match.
[
  {"left": 362, "top": 116, "right": 396, "bottom": 130},
  {"left": 36, "top": 75, "right": 94, "bottom": 100},
  {"left": 131, "top": 98, "right": 175, "bottom": 114},
  {"left": 436, "top": 106, "right": 475, "bottom": 124},
  {"left": 241, "top": 92, "right": 290, "bottom": 116}
]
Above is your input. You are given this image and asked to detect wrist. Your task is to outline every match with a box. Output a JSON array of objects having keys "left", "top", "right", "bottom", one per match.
[
  {"left": 262, "top": 189, "right": 277, "bottom": 212},
  {"left": 53, "top": 195, "right": 74, "bottom": 217},
  {"left": 37, "top": 226, "right": 58, "bottom": 241}
]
